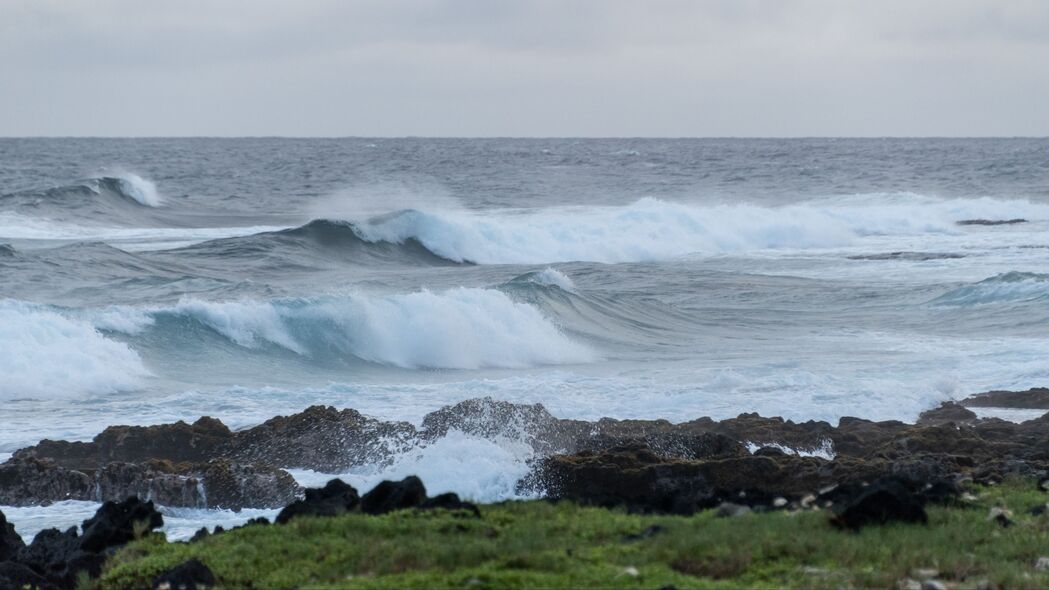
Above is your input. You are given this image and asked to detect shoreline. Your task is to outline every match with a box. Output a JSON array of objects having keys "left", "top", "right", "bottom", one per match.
[{"left": 4, "top": 387, "right": 1049, "bottom": 587}]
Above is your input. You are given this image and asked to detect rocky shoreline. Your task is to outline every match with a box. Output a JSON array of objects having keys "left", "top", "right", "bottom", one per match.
[
  {"left": 3, "top": 388, "right": 1049, "bottom": 587},
  {"left": 5, "top": 388, "right": 1049, "bottom": 511}
]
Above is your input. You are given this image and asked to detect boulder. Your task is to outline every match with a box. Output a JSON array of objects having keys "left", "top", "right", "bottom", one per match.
[
  {"left": 276, "top": 479, "right": 360, "bottom": 524},
  {"left": 361, "top": 476, "right": 428, "bottom": 515},
  {"left": 79, "top": 496, "right": 164, "bottom": 553},
  {"left": 831, "top": 478, "right": 928, "bottom": 529}
]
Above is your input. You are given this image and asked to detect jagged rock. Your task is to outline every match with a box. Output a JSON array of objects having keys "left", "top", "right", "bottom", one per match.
[
  {"left": 1, "top": 508, "right": 26, "bottom": 561},
  {"left": 0, "top": 561, "right": 55, "bottom": 590},
  {"left": 0, "top": 458, "right": 92, "bottom": 506},
  {"left": 153, "top": 559, "right": 216, "bottom": 590},
  {"left": 0, "top": 457, "right": 298, "bottom": 510},
  {"left": 79, "top": 496, "right": 164, "bottom": 553},
  {"left": 360, "top": 476, "right": 428, "bottom": 515},
  {"left": 276, "top": 479, "right": 360, "bottom": 524},
  {"left": 228, "top": 405, "right": 416, "bottom": 472},
  {"left": 528, "top": 444, "right": 716, "bottom": 514},
  {"left": 831, "top": 417, "right": 909, "bottom": 457},
  {"left": 962, "top": 388, "right": 1049, "bottom": 409},
  {"left": 421, "top": 397, "right": 563, "bottom": 444},
  {"left": 917, "top": 402, "right": 978, "bottom": 426},
  {"left": 95, "top": 461, "right": 205, "bottom": 508},
  {"left": 200, "top": 460, "right": 301, "bottom": 510},
  {"left": 13, "top": 417, "right": 232, "bottom": 471},
  {"left": 831, "top": 478, "right": 928, "bottom": 529},
  {"left": 13, "top": 498, "right": 163, "bottom": 588},
  {"left": 16, "top": 527, "right": 105, "bottom": 588}
]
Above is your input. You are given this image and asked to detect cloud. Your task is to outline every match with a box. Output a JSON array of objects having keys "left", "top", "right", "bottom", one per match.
[{"left": 1, "top": 0, "right": 1047, "bottom": 136}]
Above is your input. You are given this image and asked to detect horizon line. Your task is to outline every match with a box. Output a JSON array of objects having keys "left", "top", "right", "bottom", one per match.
[{"left": 1, "top": 135, "right": 1048, "bottom": 140}]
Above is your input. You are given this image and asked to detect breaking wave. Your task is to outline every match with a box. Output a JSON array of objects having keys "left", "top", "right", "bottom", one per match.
[
  {"left": 106, "top": 289, "right": 596, "bottom": 370},
  {"left": 344, "top": 196, "right": 1049, "bottom": 264},
  {"left": 0, "top": 300, "right": 149, "bottom": 399}
]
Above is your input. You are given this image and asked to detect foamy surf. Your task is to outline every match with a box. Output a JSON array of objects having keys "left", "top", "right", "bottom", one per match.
[{"left": 348, "top": 196, "right": 1049, "bottom": 264}]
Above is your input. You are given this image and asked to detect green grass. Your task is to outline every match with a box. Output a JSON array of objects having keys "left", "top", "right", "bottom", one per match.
[{"left": 100, "top": 479, "right": 1049, "bottom": 589}]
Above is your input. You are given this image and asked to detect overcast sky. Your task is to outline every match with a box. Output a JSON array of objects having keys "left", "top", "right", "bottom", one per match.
[{"left": 2, "top": 0, "right": 1047, "bottom": 137}]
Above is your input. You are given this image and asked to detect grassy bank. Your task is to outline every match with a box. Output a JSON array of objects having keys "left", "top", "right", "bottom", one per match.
[{"left": 101, "top": 479, "right": 1049, "bottom": 589}]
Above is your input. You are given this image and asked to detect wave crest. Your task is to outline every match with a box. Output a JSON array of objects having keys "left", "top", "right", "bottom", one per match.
[
  {"left": 932, "top": 272, "right": 1049, "bottom": 306},
  {"left": 0, "top": 300, "right": 149, "bottom": 399},
  {"left": 118, "top": 289, "right": 596, "bottom": 370},
  {"left": 346, "top": 196, "right": 1049, "bottom": 264}
]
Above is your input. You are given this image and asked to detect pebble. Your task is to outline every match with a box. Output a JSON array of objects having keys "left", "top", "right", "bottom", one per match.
[
  {"left": 922, "top": 580, "right": 947, "bottom": 590},
  {"left": 1036, "top": 556, "right": 1049, "bottom": 571}
]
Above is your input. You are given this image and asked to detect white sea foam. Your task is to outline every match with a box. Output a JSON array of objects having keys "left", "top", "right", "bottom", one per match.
[
  {"left": 112, "top": 172, "right": 162, "bottom": 207},
  {"left": 334, "top": 431, "right": 538, "bottom": 503},
  {"left": 0, "top": 300, "right": 149, "bottom": 399},
  {"left": 0, "top": 500, "right": 277, "bottom": 543},
  {"left": 133, "top": 289, "right": 596, "bottom": 369},
  {"left": 350, "top": 196, "right": 1049, "bottom": 264},
  {"left": 0, "top": 212, "right": 286, "bottom": 250}
]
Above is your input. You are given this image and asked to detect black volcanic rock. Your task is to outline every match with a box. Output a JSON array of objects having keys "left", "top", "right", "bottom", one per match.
[
  {"left": 0, "top": 509, "right": 26, "bottom": 562},
  {"left": 0, "top": 560, "right": 54, "bottom": 590},
  {"left": 957, "top": 218, "right": 1027, "bottom": 226},
  {"left": 831, "top": 478, "right": 928, "bottom": 529},
  {"left": 79, "top": 496, "right": 163, "bottom": 553},
  {"left": 276, "top": 479, "right": 360, "bottom": 524},
  {"left": 917, "top": 402, "right": 978, "bottom": 426},
  {"left": 361, "top": 476, "right": 428, "bottom": 515},
  {"left": 961, "top": 388, "right": 1049, "bottom": 409},
  {"left": 227, "top": 405, "right": 417, "bottom": 472},
  {"left": 0, "top": 458, "right": 92, "bottom": 506}
]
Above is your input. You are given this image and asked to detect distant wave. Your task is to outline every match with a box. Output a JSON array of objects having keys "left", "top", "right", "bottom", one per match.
[
  {"left": 0, "top": 300, "right": 149, "bottom": 400},
  {"left": 2, "top": 173, "right": 162, "bottom": 209},
  {"left": 932, "top": 272, "right": 1049, "bottom": 306},
  {"left": 102, "top": 289, "right": 596, "bottom": 370},
  {"left": 104, "top": 173, "right": 162, "bottom": 207},
  {"left": 177, "top": 219, "right": 463, "bottom": 266},
  {"left": 344, "top": 196, "right": 1049, "bottom": 264}
]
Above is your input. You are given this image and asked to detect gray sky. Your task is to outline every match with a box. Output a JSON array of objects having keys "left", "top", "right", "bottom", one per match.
[{"left": 2, "top": 0, "right": 1047, "bottom": 137}]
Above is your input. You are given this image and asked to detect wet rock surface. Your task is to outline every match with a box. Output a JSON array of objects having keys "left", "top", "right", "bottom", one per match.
[
  {"left": 5, "top": 391, "right": 1049, "bottom": 518},
  {"left": 961, "top": 387, "right": 1049, "bottom": 409}
]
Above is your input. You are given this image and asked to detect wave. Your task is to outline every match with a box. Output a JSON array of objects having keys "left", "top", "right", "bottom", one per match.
[
  {"left": 174, "top": 219, "right": 462, "bottom": 266},
  {"left": 104, "top": 288, "right": 596, "bottom": 370},
  {"left": 103, "top": 173, "right": 163, "bottom": 207},
  {"left": 2, "top": 173, "right": 162, "bottom": 209},
  {"left": 0, "top": 211, "right": 285, "bottom": 250},
  {"left": 932, "top": 272, "right": 1049, "bottom": 306},
  {"left": 343, "top": 196, "right": 1049, "bottom": 264},
  {"left": 0, "top": 300, "right": 149, "bottom": 400}
]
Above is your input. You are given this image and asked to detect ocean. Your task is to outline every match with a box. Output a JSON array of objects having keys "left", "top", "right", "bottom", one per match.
[{"left": 3, "top": 137, "right": 1049, "bottom": 538}]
